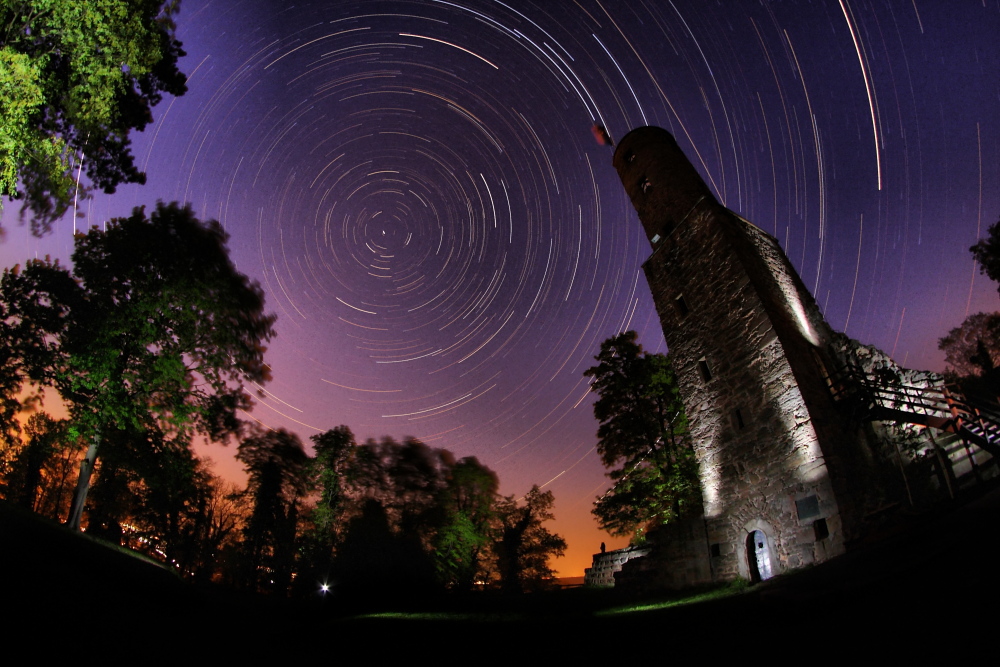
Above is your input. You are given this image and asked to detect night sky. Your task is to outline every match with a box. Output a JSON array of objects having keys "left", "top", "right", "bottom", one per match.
[{"left": 3, "top": 0, "right": 999, "bottom": 576}]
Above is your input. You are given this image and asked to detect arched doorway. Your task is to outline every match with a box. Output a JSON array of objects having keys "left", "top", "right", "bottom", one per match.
[{"left": 746, "top": 529, "right": 773, "bottom": 582}]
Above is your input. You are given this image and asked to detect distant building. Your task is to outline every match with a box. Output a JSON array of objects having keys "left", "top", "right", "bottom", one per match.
[{"left": 606, "top": 126, "right": 999, "bottom": 589}]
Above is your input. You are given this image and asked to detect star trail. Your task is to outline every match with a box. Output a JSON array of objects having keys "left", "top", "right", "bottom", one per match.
[{"left": 3, "top": 0, "right": 999, "bottom": 575}]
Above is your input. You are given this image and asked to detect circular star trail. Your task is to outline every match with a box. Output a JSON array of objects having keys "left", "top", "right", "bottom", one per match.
[{"left": 3, "top": 0, "right": 999, "bottom": 574}]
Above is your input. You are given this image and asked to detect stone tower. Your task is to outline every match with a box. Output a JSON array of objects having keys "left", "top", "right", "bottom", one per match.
[{"left": 613, "top": 127, "right": 872, "bottom": 584}]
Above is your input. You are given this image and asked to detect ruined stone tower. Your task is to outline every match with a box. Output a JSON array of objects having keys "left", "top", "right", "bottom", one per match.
[{"left": 613, "top": 127, "right": 872, "bottom": 585}]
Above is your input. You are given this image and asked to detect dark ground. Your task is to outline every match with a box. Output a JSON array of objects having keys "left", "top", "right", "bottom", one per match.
[{"left": 4, "top": 486, "right": 997, "bottom": 661}]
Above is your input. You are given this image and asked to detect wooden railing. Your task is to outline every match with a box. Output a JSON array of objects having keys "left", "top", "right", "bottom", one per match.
[{"left": 827, "top": 363, "right": 1000, "bottom": 456}]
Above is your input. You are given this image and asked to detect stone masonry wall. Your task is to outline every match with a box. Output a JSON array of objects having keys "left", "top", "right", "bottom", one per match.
[
  {"left": 641, "top": 204, "right": 844, "bottom": 581},
  {"left": 584, "top": 545, "right": 652, "bottom": 587},
  {"left": 614, "top": 127, "right": 855, "bottom": 585}
]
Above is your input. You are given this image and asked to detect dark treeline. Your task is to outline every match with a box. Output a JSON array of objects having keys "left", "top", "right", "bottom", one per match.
[
  {"left": 0, "top": 421, "right": 566, "bottom": 598},
  {"left": 0, "top": 203, "right": 564, "bottom": 600}
]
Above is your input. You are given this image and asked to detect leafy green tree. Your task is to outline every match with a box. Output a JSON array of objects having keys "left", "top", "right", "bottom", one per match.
[
  {"left": 310, "top": 426, "right": 356, "bottom": 534},
  {"left": 584, "top": 331, "right": 699, "bottom": 540},
  {"left": 0, "top": 1, "right": 187, "bottom": 234},
  {"left": 1, "top": 202, "right": 275, "bottom": 529},
  {"left": 295, "top": 425, "right": 356, "bottom": 586},
  {"left": 237, "top": 427, "right": 311, "bottom": 594},
  {"left": 493, "top": 485, "right": 566, "bottom": 594},
  {"left": 432, "top": 456, "right": 499, "bottom": 590}
]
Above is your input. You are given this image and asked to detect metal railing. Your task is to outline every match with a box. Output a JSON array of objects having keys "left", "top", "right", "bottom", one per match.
[{"left": 827, "top": 363, "right": 1000, "bottom": 456}]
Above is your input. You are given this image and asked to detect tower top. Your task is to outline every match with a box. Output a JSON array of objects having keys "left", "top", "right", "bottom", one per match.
[{"left": 613, "top": 126, "right": 717, "bottom": 247}]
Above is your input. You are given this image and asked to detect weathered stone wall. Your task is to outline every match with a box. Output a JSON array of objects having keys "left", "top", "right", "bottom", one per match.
[
  {"left": 584, "top": 545, "right": 652, "bottom": 587},
  {"left": 615, "top": 515, "right": 713, "bottom": 591},
  {"left": 613, "top": 127, "right": 862, "bottom": 586}
]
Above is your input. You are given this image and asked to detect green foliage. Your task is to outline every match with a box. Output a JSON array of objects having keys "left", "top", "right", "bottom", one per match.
[
  {"left": 61, "top": 201, "right": 275, "bottom": 444},
  {"left": 300, "top": 432, "right": 549, "bottom": 595},
  {"left": 301, "top": 425, "right": 355, "bottom": 570},
  {"left": 432, "top": 456, "right": 499, "bottom": 590},
  {"left": 0, "top": 1, "right": 186, "bottom": 234},
  {"left": 585, "top": 331, "right": 699, "bottom": 540},
  {"left": 594, "top": 455, "right": 697, "bottom": 539},
  {"left": 1, "top": 201, "right": 275, "bottom": 535},
  {"left": 433, "top": 510, "right": 484, "bottom": 586}
]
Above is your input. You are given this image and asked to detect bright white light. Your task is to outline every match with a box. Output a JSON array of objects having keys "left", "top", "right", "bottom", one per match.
[{"left": 320, "top": 584, "right": 330, "bottom": 593}]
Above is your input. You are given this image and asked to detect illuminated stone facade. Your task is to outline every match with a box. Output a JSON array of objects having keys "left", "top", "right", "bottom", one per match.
[{"left": 612, "top": 127, "right": 888, "bottom": 586}]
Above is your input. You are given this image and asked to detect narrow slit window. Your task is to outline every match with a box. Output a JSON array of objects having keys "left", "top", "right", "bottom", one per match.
[
  {"left": 813, "top": 518, "right": 829, "bottom": 541},
  {"left": 733, "top": 407, "right": 745, "bottom": 430},
  {"left": 674, "top": 295, "right": 689, "bottom": 318},
  {"left": 698, "top": 357, "right": 712, "bottom": 382}
]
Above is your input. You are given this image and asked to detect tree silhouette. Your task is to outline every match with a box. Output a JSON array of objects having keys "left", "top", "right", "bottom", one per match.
[
  {"left": 4, "top": 412, "right": 72, "bottom": 511},
  {"left": 433, "top": 456, "right": 499, "bottom": 590},
  {"left": 2, "top": 202, "right": 276, "bottom": 530},
  {"left": 970, "top": 216, "right": 1000, "bottom": 295},
  {"left": 0, "top": 258, "right": 80, "bottom": 453},
  {"left": 300, "top": 434, "right": 508, "bottom": 595},
  {"left": 332, "top": 499, "right": 437, "bottom": 603},
  {"left": 494, "top": 486, "right": 566, "bottom": 594},
  {"left": 938, "top": 311, "right": 1000, "bottom": 400},
  {"left": 295, "top": 425, "right": 356, "bottom": 588},
  {"left": 0, "top": 1, "right": 187, "bottom": 234},
  {"left": 584, "top": 331, "right": 699, "bottom": 539},
  {"left": 939, "top": 312, "right": 1000, "bottom": 378},
  {"left": 237, "top": 427, "right": 310, "bottom": 594}
]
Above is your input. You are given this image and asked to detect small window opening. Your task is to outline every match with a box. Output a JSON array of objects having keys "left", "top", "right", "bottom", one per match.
[
  {"left": 732, "top": 407, "right": 745, "bottom": 430},
  {"left": 698, "top": 358, "right": 712, "bottom": 382},
  {"left": 625, "top": 151, "right": 636, "bottom": 163},
  {"left": 796, "top": 495, "right": 820, "bottom": 522},
  {"left": 651, "top": 233, "right": 661, "bottom": 244},
  {"left": 641, "top": 177, "right": 652, "bottom": 193},
  {"left": 674, "top": 295, "right": 689, "bottom": 318},
  {"left": 813, "top": 518, "right": 829, "bottom": 541},
  {"left": 710, "top": 543, "right": 721, "bottom": 558}
]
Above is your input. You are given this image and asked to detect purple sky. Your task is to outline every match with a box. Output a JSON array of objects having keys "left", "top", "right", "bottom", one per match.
[{"left": 3, "top": 0, "right": 999, "bottom": 576}]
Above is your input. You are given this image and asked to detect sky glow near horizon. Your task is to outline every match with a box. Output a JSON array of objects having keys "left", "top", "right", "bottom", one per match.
[{"left": 2, "top": 0, "right": 999, "bottom": 576}]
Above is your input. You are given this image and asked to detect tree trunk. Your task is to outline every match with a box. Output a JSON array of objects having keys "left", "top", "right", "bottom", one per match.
[
  {"left": 16, "top": 441, "right": 46, "bottom": 511},
  {"left": 66, "top": 434, "right": 100, "bottom": 531}
]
